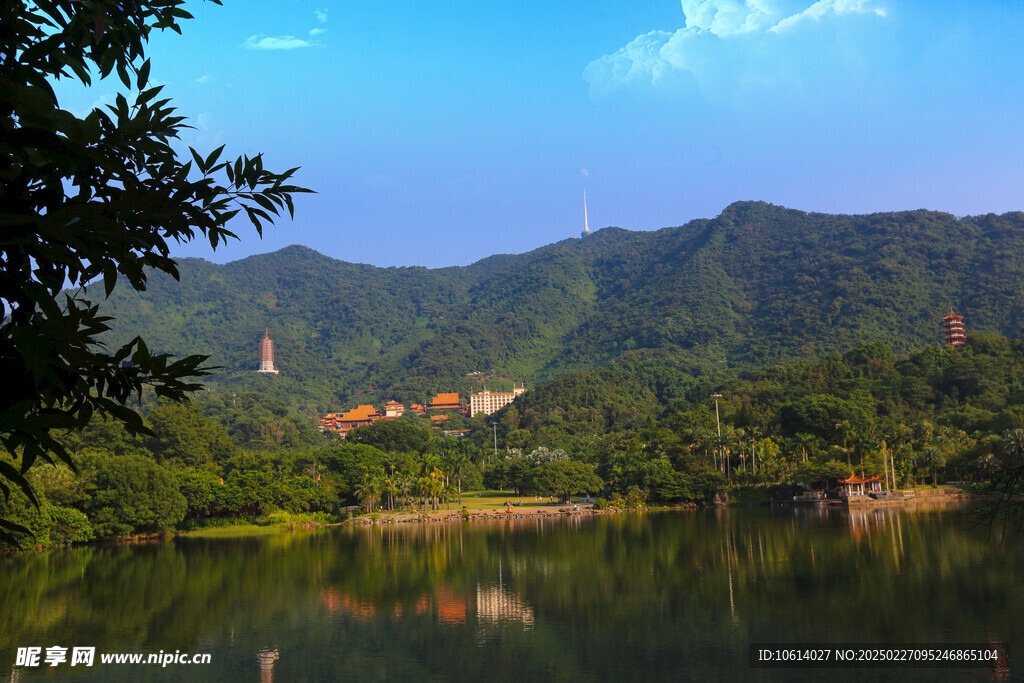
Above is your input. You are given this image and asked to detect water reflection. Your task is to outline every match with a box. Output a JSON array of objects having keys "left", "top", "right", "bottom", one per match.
[
  {"left": 476, "top": 582, "right": 535, "bottom": 631},
  {"left": 256, "top": 648, "right": 278, "bottom": 683},
  {"left": 320, "top": 571, "right": 533, "bottom": 632},
  {"left": 1, "top": 505, "right": 1019, "bottom": 681}
]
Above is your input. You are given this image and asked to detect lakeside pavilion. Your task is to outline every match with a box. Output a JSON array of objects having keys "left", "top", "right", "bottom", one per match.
[{"left": 838, "top": 472, "right": 884, "bottom": 497}]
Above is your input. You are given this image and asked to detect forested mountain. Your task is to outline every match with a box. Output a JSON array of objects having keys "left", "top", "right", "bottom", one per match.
[{"left": 94, "top": 201, "right": 1024, "bottom": 413}]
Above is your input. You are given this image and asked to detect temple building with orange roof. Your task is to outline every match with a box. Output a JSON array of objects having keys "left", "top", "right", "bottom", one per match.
[
  {"left": 942, "top": 309, "right": 966, "bottom": 347},
  {"left": 383, "top": 401, "right": 406, "bottom": 418},
  {"left": 334, "top": 404, "right": 382, "bottom": 433},
  {"left": 428, "top": 392, "right": 462, "bottom": 411},
  {"left": 320, "top": 399, "right": 421, "bottom": 437},
  {"left": 318, "top": 413, "right": 340, "bottom": 431}
]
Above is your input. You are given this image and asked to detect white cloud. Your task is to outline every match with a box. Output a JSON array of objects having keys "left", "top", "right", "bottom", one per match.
[
  {"left": 584, "top": 0, "right": 886, "bottom": 99},
  {"left": 195, "top": 74, "right": 211, "bottom": 84},
  {"left": 242, "top": 34, "right": 318, "bottom": 50},
  {"left": 582, "top": 30, "right": 676, "bottom": 98},
  {"left": 769, "top": 0, "right": 886, "bottom": 33},
  {"left": 309, "top": 27, "right": 327, "bottom": 37},
  {"left": 680, "top": 0, "right": 778, "bottom": 35},
  {"left": 182, "top": 111, "right": 225, "bottom": 151},
  {"left": 315, "top": 8, "right": 329, "bottom": 24}
]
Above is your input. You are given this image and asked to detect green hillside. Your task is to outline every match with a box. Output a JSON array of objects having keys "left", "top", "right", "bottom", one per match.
[{"left": 95, "top": 201, "right": 1024, "bottom": 413}]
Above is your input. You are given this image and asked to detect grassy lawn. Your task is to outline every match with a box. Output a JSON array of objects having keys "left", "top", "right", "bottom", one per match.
[
  {"left": 457, "top": 491, "right": 569, "bottom": 510},
  {"left": 179, "top": 524, "right": 282, "bottom": 538}
]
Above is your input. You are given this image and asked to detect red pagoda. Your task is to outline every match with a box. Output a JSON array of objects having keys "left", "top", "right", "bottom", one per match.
[
  {"left": 257, "top": 330, "right": 279, "bottom": 374},
  {"left": 942, "top": 309, "right": 966, "bottom": 347}
]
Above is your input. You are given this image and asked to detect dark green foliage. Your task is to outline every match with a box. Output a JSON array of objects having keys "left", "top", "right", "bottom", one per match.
[
  {"left": 84, "top": 454, "right": 187, "bottom": 537},
  {"left": 176, "top": 469, "right": 224, "bottom": 517},
  {"left": 484, "top": 458, "right": 534, "bottom": 495},
  {"left": 45, "top": 505, "right": 95, "bottom": 545},
  {"left": 0, "top": 0, "right": 309, "bottom": 544},
  {"left": 4, "top": 490, "right": 95, "bottom": 548},
  {"left": 321, "top": 444, "right": 389, "bottom": 504},
  {"left": 146, "top": 404, "right": 237, "bottom": 466},
  {"left": 0, "top": 491, "right": 52, "bottom": 548},
  {"left": 779, "top": 395, "right": 874, "bottom": 439},
  {"left": 481, "top": 333, "right": 1024, "bottom": 502},
  {"left": 197, "top": 392, "right": 322, "bottom": 451},
  {"left": 347, "top": 420, "right": 433, "bottom": 455},
  {"left": 528, "top": 461, "right": 603, "bottom": 503},
  {"left": 791, "top": 460, "right": 854, "bottom": 489}
]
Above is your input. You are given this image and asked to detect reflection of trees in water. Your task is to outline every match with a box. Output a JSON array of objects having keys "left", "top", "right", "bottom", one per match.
[{"left": 1, "top": 509, "right": 1021, "bottom": 680}]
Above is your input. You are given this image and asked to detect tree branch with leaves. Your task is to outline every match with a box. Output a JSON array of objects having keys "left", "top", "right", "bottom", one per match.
[{"left": 0, "top": 0, "right": 312, "bottom": 544}]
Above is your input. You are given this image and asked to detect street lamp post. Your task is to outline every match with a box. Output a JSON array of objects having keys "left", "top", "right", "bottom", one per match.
[
  {"left": 491, "top": 421, "right": 498, "bottom": 462},
  {"left": 711, "top": 393, "right": 723, "bottom": 475}
]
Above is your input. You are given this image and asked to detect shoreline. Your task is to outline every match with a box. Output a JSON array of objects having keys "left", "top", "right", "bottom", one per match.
[
  {"left": 340, "top": 502, "right": 699, "bottom": 526},
  {"left": 5, "top": 497, "right": 980, "bottom": 549}
]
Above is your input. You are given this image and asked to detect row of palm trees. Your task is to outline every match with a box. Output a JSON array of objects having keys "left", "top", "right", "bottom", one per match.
[{"left": 353, "top": 442, "right": 476, "bottom": 512}]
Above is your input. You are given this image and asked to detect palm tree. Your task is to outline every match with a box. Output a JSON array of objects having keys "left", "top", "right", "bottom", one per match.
[
  {"left": 420, "top": 451, "right": 440, "bottom": 478},
  {"left": 381, "top": 474, "right": 398, "bottom": 511},
  {"left": 397, "top": 473, "right": 413, "bottom": 510},
  {"left": 354, "top": 469, "right": 381, "bottom": 513},
  {"left": 416, "top": 477, "right": 432, "bottom": 511},
  {"left": 429, "top": 467, "right": 445, "bottom": 510},
  {"left": 1001, "top": 429, "right": 1024, "bottom": 468},
  {"left": 922, "top": 446, "right": 946, "bottom": 486},
  {"left": 445, "top": 449, "right": 470, "bottom": 503}
]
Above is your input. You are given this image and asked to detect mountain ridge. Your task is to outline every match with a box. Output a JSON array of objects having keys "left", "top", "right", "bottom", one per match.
[{"left": 95, "top": 201, "right": 1024, "bottom": 412}]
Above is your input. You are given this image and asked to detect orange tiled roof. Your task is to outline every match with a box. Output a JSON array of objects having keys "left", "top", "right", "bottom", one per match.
[
  {"left": 339, "top": 404, "right": 377, "bottom": 421},
  {"left": 839, "top": 472, "right": 883, "bottom": 484}
]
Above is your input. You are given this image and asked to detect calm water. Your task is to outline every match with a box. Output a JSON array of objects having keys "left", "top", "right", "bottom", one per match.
[{"left": 1, "top": 504, "right": 1020, "bottom": 681}]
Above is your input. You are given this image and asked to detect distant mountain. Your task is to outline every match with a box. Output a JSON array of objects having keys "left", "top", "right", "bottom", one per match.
[{"left": 95, "top": 201, "right": 1024, "bottom": 412}]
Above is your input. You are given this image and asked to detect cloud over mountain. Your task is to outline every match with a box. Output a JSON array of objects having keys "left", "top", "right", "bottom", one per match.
[{"left": 584, "top": 0, "right": 887, "bottom": 100}]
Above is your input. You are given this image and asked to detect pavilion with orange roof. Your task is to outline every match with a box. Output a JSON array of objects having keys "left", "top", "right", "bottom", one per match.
[{"left": 838, "top": 472, "right": 884, "bottom": 497}]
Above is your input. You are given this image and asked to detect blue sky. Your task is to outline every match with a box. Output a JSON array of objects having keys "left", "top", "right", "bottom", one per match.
[{"left": 54, "top": 1, "right": 1024, "bottom": 268}]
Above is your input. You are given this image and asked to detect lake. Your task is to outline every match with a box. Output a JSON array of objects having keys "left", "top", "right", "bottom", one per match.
[{"left": 1, "top": 503, "right": 1018, "bottom": 681}]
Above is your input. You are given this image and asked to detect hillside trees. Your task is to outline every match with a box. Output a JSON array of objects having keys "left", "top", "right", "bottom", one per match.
[{"left": 0, "top": 0, "right": 310, "bottom": 543}]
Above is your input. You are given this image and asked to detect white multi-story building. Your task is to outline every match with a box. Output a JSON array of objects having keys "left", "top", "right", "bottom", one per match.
[{"left": 469, "top": 386, "right": 526, "bottom": 417}]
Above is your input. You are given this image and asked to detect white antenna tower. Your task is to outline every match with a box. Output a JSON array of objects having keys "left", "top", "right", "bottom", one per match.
[{"left": 582, "top": 189, "right": 591, "bottom": 237}]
